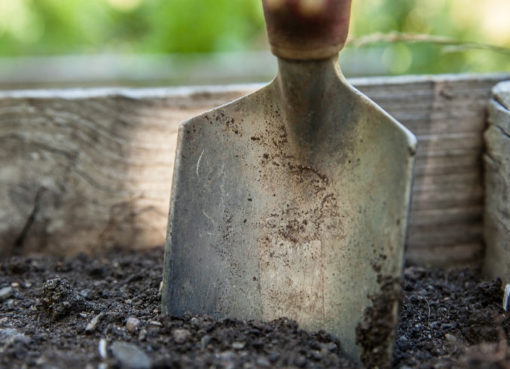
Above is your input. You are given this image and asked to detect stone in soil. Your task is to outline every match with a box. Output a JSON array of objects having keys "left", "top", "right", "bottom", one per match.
[
  {"left": 172, "top": 328, "right": 191, "bottom": 344},
  {"left": 0, "top": 328, "right": 30, "bottom": 346},
  {"left": 0, "top": 286, "right": 13, "bottom": 301},
  {"left": 126, "top": 317, "right": 141, "bottom": 333},
  {"left": 85, "top": 312, "right": 104, "bottom": 333},
  {"left": 111, "top": 341, "right": 151, "bottom": 369}
]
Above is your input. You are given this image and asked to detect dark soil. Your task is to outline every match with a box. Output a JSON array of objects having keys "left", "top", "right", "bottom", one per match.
[{"left": 1, "top": 247, "right": 509, "bottom": 369}]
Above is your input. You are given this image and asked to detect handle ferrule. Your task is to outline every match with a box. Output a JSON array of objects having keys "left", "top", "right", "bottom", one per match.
[{"left": 262, "top": 0, "right": 352, "bottom": 60}]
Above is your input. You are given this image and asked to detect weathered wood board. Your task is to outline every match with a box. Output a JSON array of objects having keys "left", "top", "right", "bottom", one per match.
[
  {"left": 484, "top": 81, "right": 510, "bottom": 280},
  {"left": 1, "top": 74, "right": 508, "bottom": 266}
]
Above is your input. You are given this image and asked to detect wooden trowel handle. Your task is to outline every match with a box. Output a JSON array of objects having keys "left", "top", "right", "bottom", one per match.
[{"left": 262, "top": 0, "right": 352, "bottom": 60}]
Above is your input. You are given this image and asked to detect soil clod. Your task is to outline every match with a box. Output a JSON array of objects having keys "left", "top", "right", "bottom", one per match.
[{"left": 41, "top": 277, "right": 80, "bottom": 320}]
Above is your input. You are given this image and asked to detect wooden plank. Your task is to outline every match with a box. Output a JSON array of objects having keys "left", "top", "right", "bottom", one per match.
[
  {"left": 409, "top": 206, "right": 482, "bottom": 226},
  {"left": 413, "top": 171, "right": 480, "bottom": 188},
  {"left": 412, "top": 185, "right": 483, "bottom": 210},
  {"left": 0, "top": 74, "right": 508, "bottom": 267},
  {"left": 413, "top": 155, "right": 481, "bottom": 177},
  {"left": 407, "top": 223, "right": 483, "bottom": 248},
  {"left": 407, "top": 243, "right": 483, "bottom": 268},
  {"left": 483, "top": 81, "right": 510, "bottom": 281}
]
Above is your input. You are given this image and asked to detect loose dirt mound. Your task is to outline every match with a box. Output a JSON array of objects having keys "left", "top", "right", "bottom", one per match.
[{"left": 0, "top": 248, "right": 509, "bottom": 368}]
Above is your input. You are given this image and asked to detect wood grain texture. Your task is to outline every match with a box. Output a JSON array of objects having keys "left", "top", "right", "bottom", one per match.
[
  {"left": 483, "top": 81, "right": 510, "bottom": 280},
  {"left": 1, "top": 75, "right": 509, "bottom": 266}
]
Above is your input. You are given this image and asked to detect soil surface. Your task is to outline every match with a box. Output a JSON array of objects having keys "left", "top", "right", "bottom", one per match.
[{"left": 1, "top": 247, "right": 510, "bottom": 369}]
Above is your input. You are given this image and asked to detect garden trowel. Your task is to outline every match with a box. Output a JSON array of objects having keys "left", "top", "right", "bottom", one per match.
[{"left": 162, "top": 0, "right": 416, "bottom": 366}]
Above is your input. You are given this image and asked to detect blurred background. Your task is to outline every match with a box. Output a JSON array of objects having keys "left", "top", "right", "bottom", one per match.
[{"left": 0, "top": 0, "right": 509, "bottom": 88}]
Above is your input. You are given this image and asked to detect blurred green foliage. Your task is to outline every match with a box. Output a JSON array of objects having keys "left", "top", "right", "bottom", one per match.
[{"left": 0, "top": 0, "right": 508, "bottom": 75}]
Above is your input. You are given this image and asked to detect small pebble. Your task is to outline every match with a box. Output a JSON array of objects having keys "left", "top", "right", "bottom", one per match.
[
  {"left": 310, "top": 351, "right": 323, "bottom": 361},
  {"left": 200, "top": 335, "right": 211, "bottom": 348},
  {"left": 504, "top": 284, "right": 510, "bottom": 311},
  {"left": 172, "top": 329, "right": 191, "bottom": 344},
  {"left": 98, "top": 338, "right": 108, "bottom": 359},
  {"left": 323, "top": 342, "right": 338, "bottom": 352},
  {"left": 268, "top": 351, "right": 280, "bottom": 363},
  {"left": 126, "top": 317, "right": 141, "bottom": 333},
  {"left": 148, "top": 321, "right": 162, "bottom": 327},
  {"left": 138, "top": 329, "right": 147, "bottom": 342},
  {"left": 294, "top": 355, "right": 307, "bottom": 367},
  {"left": 0, "top": 286, "right": 13, "bottom": 301},
  {"left": 111, "top": 341, "right": 151, "bottom": 369},
  {"left": 11, "top": 282, "right": 20, "bottom": 288},
  {"left": 397, "top": 335, "right": 411, "bottom": 351},
  {"left": 218, "top": 351, "right": 236, "bottom": 362},
  {"left": 445, "top": 333, "right": 458, "bottom": 343},
  {"left": 232, "top": 342, "right": 245, "bottom": 350},
  {"left": 86, "top": 312, "right": 104, "bottom": 333},
  {"left": 0, "top": 328, "right": 30, "bottom": 345},
  {"left": 256, "top": 357, "right": 270, "bottom": 367},
  {"left": 79, "top": 289, "right": 93, "bottom": 299}
]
